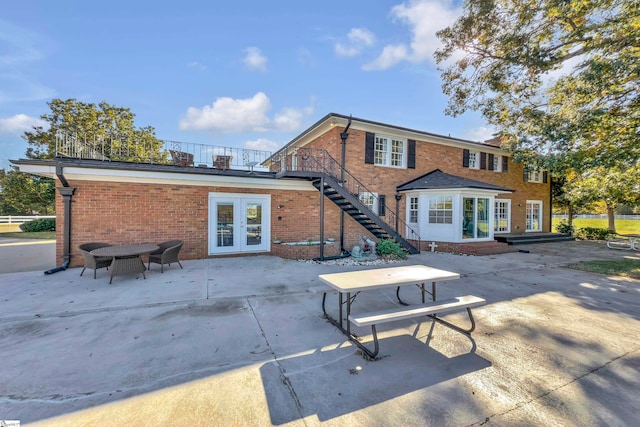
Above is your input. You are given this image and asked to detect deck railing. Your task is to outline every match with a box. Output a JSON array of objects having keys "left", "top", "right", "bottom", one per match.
[{"left": 54, "top": 131, "right": 272, "bottom": 171}]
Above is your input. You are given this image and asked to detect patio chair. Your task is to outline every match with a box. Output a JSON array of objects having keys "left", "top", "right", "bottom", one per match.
[
  {"left": 148, "top": 240, "right": 184, "bottom": 273},
  {"left": 78, "top": 242, "right": 113, "bottom": 279},
  {"left": 169, "top": 150, "right": 194, "bottom": 167}
]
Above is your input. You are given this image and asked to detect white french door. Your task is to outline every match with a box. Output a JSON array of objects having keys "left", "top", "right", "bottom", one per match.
[
  {"left": 209, "top": 193, "right": 270, "bottom": 254},
  {"left": 526, "top": 201, "right": 542, "bottom": 232}
]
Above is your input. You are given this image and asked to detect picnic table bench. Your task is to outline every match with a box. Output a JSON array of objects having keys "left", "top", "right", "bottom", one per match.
[{"left": 607, "top": 234, "right": 640, "bottom": 251}]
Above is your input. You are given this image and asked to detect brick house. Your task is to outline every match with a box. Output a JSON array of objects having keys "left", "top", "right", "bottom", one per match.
[{"left": 12, "top": 113, "right": 550, "bottom": 268}]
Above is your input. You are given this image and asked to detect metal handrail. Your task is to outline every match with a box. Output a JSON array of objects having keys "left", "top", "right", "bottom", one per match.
[
  {"left": 54, "top": 131, "right": 272, "bottom": 171},
  {"left": 271, "top": 147, "right": 422, "bottom": 245}
]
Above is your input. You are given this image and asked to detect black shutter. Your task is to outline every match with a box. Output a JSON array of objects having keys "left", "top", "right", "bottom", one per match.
[
  {"left": 378, "top": 195, "right": 386, "bottom": 216},
  {"left": 543, "top": 171, "right": 548, "bottom": 183},
  {"left": 407, "top": 139, "right": 416, "bottom": 169},
  {"left": 502, "top": 156, "right": 508, "bottom": 172},
  {"left": 462, "top": 149, "right": 470, "bottom": 167},
  {"left": 524, "top": 167, "right": 529, "bottom": 181},
  {"left": 488, "top": 154, "right": 494, "bottom": 171},
  {"left": 480, "top": 152, "right": 487, "bottom": 170},
  {"left": 365, "top": 132, "right": 375, "bottom": 164}
]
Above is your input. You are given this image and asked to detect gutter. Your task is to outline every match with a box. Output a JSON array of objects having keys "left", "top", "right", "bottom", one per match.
[{"left": 44, "top": 165, "right": 75, "bottom": 274}]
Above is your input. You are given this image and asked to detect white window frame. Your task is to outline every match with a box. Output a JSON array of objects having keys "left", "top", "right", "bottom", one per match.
[
  {"left": 374, "top": 134, "right": 406, "bottom": 168},
  {"left": 359, "top": 192, "right": 378, "bottom": 213},
  {"left": 526, "top": 170, "right": 543, "bottom": 183},
  {"left": 526, "top": 200, "right": 543, "bottom": 232},
  {"left": 468, "top": 151, "right": 479, "bottom": 169},
  {"left": 409, "top": 196, "right": 419, "bottom": 224},
  {"left": 494, "top": 199, "right": 510, "bottom": 233},
  {"left": 492, "top": 155, "right": 502, "bottom": 172},
  {"left": 428, "top": 195, "right": 453, "bottom": 224}
]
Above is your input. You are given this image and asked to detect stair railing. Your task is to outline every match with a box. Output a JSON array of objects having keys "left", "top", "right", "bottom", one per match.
[{"left": 271, "top": 146, "right": 421, "bottom": 247}]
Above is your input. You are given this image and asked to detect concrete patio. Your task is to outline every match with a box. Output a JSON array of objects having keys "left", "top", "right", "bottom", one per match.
[{"left": 1, "top": 240, "right": 639, "bottom": 426}]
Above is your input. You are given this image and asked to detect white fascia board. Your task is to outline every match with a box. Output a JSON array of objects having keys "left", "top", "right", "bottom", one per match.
[
  {"left": 403, "top": 188, "right": 511, "bottom": 197},
  {"left": 348, "top": 121, "right": 506, "bottom": 156},
  {"left": 15, "top": 164, "right": 316, "bottom": 191}
]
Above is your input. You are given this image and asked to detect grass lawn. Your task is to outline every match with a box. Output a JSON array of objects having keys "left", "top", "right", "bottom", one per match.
[
  {"left": 568, "top": 259, "right": 640, "bottom": 279},
  {"left": 552, "top": 218, "right": 640, "bottom": 235},
  {"left": 0, "top": 230, "right": 56, "bottom": 239}
]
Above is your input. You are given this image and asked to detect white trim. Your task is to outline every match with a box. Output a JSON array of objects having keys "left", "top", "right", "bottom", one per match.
[
  {"left": 494, "top": 199, "right": 511, "bottom": 233},
  {"left": 275, "top": 115, "right": 508, "bottom": 162},
  {"left": 525, "top": 200, "right": 543, "bottom": 232},
  {"left": 14, "top": 164, "right": 316, "bottom": 191},
  {"left": 208, "top": 193, "right": 271, "bottom": 255}
]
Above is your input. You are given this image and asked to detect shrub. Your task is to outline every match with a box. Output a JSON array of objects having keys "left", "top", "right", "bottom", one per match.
[
  {"left": 555, "top": 219, "right": 575, "bottom": 235},
  {"left": 376, "top": 239, "right": 407, "bottom": 260},
  {"left": 574, "top": 227, "right": 613, "bottom": 241},
  {"left": 19, "top": 218, "right": 56, "bottom": 232}
]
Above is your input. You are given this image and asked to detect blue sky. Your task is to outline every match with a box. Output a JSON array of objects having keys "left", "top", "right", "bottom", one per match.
[{"left": 0, "top": 0, "right": 493, "bottom": 168}]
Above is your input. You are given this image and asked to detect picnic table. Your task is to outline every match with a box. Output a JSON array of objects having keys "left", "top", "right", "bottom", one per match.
[
  {"left": 318, "top": 265, "right": 485, "bottom": 359},
  {"left": 607, "top": 234, "right": 640, "bottom": 251}
]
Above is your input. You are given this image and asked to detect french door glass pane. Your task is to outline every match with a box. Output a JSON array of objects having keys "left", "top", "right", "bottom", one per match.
[
  {"left": 217, "top": 203, "right": 234, "bottom": 247},
  {"left": 463, "top": 198, "right": 475, "bottom": 239},
  {"left": 246, "top": 203, "right": 262, "bottom": 246},
  {"left": 477, "top": 198, "right": 489, "bottom": 237}
]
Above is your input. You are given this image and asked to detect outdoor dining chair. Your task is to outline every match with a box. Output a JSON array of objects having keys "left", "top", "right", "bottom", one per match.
[
  {"left": 78, "top": 242, "right": 113, "bottom": 279},
  {"left": 148, "top": 240, "right": 184, "bottom": 273}
]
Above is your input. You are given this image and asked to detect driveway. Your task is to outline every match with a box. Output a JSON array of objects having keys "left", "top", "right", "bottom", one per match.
[
  {"left": 0, "top": 237, "right": 55, "bottom": 274},
  {"left": 0, "top": 241, "right": 639, "bottom": 426}
]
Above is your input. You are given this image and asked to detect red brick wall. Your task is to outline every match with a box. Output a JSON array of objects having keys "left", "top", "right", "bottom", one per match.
[
  {"left": 57, "top": 179, "right": 360, "bottom": 266},
  {"left": 305, "top": 128, "right": 551, "bottom": 235}
]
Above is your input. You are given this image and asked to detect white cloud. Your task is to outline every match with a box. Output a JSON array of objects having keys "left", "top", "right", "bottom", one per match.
[
  {"left": 179, "top": 92, "right": 314, "bottom": 133},
  {"left": 0, "top": 20, "right": 56, "bottom": 103},
  {"left": 335, "top": 27, "right": 376, "bottom": 57},
  {"left": 463, "top": 126, "right": 496, "bottom": 142},
  {"left": 187, "top": 61, "right": 207, "bottom": 70},
  {"left": 363, "top": 0, "right": 461, "bottom": 70},
  {"left": 243, "top": 47, "right": 267, "bottom": 71},
  {"left": 244, "top": 138, "right": 281, "bottom": 152},
  {"left": 0, "top": 114, "right": 47, "bottom": 134}
]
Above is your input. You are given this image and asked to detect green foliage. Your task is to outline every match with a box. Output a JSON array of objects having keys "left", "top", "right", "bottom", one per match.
[
  {"left": 436, "top": 0, "right": 640, "bottom": 212},
  {"left": 19, "top": 218, "right": 56, "bottom": 232},
  {"left": 574, "top": 227, "right": 614, "bottom": 241},
  {"left": 375, "top": 239, "right": 407, "bottom": 260},
  {"left": 23, "top": 98, "right": 168, "bottom": 163},
  {"left": 0, "top": 168, "right": 56, "bottom": 215},
  {"left": 568, "top": 260, "right": 640, "bottom": 280},
  {"left": 555, "top": 220, "right": 575, "bottom": 235}
]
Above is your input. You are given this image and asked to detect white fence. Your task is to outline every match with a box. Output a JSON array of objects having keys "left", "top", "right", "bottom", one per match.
[
  {"left": 553, "top": 214, "right": 640, "bottom": 220},
  {"left": 0, "top": 215, "right": 56, "bottom": 225}
]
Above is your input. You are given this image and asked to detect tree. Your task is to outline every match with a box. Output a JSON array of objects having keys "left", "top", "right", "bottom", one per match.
[
  {"left": 23, "top": 98, "right": 168, "bottom": 163},
  {"left": 0, "top": 168, "right": 56, "bottom": 215},
  {"left": 435, "top": 0, "right": 640, "bottom": 228}
]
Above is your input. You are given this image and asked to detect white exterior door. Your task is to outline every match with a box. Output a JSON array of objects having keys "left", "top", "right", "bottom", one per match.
[
  {"left": 526, "top": 200, "right": 543, "bottom": 232},
  {"left": 209, "top": 193, "right": 270, "bottom": 254}
]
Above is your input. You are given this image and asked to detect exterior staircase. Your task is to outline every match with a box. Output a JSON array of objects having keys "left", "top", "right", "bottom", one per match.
[
  {"left": 273, "top": 148, "right": 420, "bottom": 254},
  {"left": 312, "top": 175, "right": 419, "bottom": 254}
]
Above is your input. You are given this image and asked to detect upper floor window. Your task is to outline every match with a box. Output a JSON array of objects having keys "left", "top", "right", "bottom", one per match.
[
  {"left": 492, "top": 155, "right": 502, "bottom": 172},
  {"left": 468, "top": 151, "right": 479, "bottom": 169},
  {"left": 525, "top": 169, "right": 547, "bottom": 183},
  {"left": 374, "top": 135, "right": 405, "bottom": 167}
]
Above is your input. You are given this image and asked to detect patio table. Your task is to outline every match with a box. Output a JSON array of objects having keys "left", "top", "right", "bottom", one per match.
[{"left": 91, "top": 244, "right": 159, "bottom": 284}]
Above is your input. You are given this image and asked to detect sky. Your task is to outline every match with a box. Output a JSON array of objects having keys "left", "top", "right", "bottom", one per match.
[{"left": 0, "top": 0, "right": 495, "bottom": 168}]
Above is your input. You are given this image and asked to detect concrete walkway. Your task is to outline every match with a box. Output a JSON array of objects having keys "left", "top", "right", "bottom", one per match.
[
  {"left": 0, "top": 237, "right": 55, "bottom": 274},
  {"left": 1, "top": 241, "right": 639, "bottom": 426}
]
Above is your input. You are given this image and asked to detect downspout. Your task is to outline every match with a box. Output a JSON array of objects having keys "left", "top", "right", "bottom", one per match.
[
  {"left": 44, "top": 165, "right": 75, "bottom": 275},
  {"left": 339, "top": 115, "right": 352, "bottom": 253}
]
